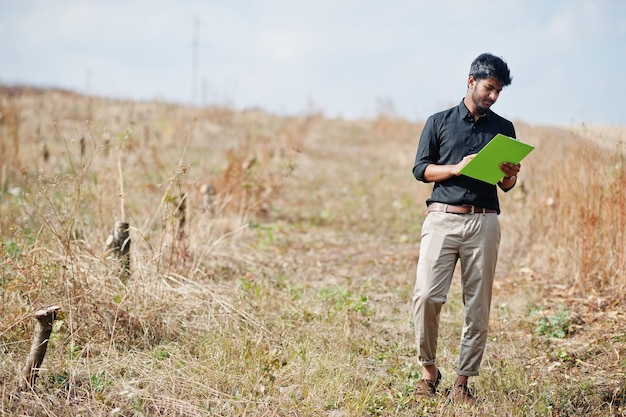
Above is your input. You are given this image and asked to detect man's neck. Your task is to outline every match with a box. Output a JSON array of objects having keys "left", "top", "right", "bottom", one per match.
[{"left": 463, "top": 96, "right": 484, "bottom": 119}]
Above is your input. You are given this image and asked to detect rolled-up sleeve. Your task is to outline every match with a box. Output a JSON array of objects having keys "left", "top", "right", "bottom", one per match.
[{"left": 412, "top": 115, "right": 438, "bottom": 183}]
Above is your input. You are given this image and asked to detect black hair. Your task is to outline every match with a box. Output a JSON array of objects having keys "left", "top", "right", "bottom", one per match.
[{"left": 469, "top": 53, "right": 512, "bottom": 87}]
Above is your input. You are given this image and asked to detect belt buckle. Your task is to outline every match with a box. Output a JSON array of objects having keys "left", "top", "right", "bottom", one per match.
[{"left": 464, "top": 205, "right": 475, "bottom": 214}]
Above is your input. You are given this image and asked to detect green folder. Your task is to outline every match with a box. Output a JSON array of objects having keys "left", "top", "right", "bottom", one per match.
[{"left": 459, "top": 133, "right": 534, "bottom": 185}]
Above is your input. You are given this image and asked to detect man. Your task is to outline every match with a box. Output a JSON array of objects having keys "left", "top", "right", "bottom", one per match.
[{"left": 411, "top": 53, "right": 521, "bottom": 405}]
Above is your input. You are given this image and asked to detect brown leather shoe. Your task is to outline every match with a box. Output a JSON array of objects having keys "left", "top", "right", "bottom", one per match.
[
  {"left": 449, "top": 383, "right": 476, "bottom": 406},
  {"left": 415, "top": 369, "right": 441, "bottom": 398}
]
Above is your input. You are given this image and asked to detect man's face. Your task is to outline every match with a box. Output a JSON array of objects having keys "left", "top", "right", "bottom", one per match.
[{"left": 469, "top": 76, "right": 503, "bottom": 114}]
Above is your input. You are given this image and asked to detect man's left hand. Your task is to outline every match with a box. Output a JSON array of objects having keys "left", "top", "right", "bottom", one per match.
[{"left": 500, "top": 162, "right": 521, "bottom": 178}]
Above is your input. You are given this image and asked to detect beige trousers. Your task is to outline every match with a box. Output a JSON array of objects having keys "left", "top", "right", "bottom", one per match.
[{"left": 412, "top": 211, "right": 500, "bottom": 376}]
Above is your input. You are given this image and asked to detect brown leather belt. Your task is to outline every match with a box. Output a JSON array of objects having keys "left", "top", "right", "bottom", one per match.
[{"left": 427, "top": 202, "right": 497, "bottom": 214}]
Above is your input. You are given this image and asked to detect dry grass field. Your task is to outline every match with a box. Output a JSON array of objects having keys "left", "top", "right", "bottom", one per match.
[{"left": 1, "top": 86, "right": 625, "bottom": 416}]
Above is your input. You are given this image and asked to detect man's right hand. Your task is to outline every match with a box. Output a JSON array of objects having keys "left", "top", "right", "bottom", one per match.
[{"left": 453, "top": 154, "right": 477, "bottom": 176}]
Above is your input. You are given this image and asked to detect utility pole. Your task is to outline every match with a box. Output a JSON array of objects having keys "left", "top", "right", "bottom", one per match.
[{"left": 191, "top": 16, "right": 199, "bottom": 106}]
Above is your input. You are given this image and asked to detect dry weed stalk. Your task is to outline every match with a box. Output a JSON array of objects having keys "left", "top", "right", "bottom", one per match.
[{"left": 217, "top": 123, "right": 304, "bottom": 217}]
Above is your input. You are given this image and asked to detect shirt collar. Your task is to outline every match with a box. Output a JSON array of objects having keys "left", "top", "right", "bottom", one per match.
[{"left": 457, "top": 99, "right": 490, "bottom": 123}]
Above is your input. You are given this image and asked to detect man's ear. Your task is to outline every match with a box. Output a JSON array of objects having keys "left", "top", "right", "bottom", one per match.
[{"left": 467, "top": 75, "right": 476, "bottom": 89}]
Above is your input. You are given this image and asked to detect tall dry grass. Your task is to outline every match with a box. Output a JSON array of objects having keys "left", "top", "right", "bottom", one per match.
[
  {"left": 1, "top": 87, "right": 625, "bottom": 416},
  {"left": 503, "top": 124, "right": 626, "bottom": 294}
]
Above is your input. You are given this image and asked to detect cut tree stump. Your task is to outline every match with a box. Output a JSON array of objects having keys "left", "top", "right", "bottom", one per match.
[
  {"left": 200, "top": 184, "right": 216, "bottom": 213},
  {"left": 19, "top": 305, "right": 61, "bottom": 391},
  {"left": 177, "top": 193, "right": 187, "bottom": 240},
  {"left": 106, "top": 221, "right": 131, "bottom": 282}
]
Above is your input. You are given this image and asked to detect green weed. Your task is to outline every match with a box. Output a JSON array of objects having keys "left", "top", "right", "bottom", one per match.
[{"left": 533, "top": 307, "right": 574, "bottom": 338}]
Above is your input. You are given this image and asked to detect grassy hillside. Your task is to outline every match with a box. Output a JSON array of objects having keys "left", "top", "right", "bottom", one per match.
[{"left": 1, "top": 86, "right": 625, "bottom": 416}]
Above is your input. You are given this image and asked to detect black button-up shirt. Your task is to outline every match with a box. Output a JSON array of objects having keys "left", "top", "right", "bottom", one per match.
[{"left": 412, "top": 100, "right": 516, "bottom": 213}]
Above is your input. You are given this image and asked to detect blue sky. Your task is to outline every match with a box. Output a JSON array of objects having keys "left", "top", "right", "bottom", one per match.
[{"left": 1, "top": 0, "right": 625, "bottom": 126}]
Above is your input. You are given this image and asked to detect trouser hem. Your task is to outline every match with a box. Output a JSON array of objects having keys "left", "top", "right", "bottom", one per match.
[{"left": 456, "top": 370, "right": 480, "bottom": 377}]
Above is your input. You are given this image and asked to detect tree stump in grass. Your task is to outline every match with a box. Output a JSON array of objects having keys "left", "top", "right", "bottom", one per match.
[
  {"left": 19, "top": 305, "right": 61, "bottom": 391},
  {"left": 41, "top": 142, "right": 49, "bottom": 162},
  {"left": 80, "top": 136, "right": 85, "bottom": 157},
  {"left": 200, "top": 184, "right": 216, "bottom": 213},
  {"left": 177, "top": 193, "right": 187, "bottom": 240},
  {"left": 106, "top": 221, "right": 131, "bottom": 282}
]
